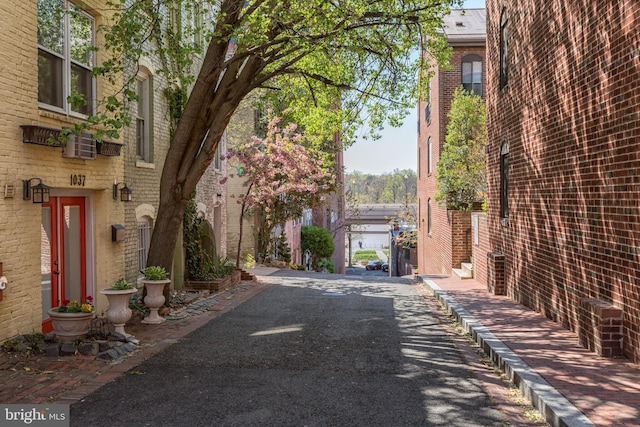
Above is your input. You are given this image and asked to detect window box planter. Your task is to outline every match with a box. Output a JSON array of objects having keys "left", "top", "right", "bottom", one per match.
[
  {"left": 96, "top": 140, "right": 123, "bottom": 156},
  {"left": 20, "top": 125, "right": 65, "bottom": 147}
]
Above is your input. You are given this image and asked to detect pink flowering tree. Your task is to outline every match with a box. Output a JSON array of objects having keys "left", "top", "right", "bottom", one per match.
[{"left": 225, "top": 114, "right": 336, "bottom": 267}]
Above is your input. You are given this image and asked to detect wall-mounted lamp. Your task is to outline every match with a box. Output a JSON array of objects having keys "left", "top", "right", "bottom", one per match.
[
  {"left": 22, "top": 178, "right": 51, "bottom": 204},
  {"left": 113, "top": 182, "right": 133, "bottom": 202}
]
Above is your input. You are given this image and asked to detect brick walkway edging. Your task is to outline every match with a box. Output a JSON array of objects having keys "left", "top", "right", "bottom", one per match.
[{"left": 418, "top": 278, "right": 595, "bottom": 427}]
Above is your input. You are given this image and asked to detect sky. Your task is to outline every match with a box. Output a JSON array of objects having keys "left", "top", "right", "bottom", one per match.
[{"left": 343, "top": 0, "right": 486, "bottom": 175}]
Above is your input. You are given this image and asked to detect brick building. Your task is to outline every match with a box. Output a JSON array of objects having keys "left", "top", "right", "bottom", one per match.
[
  {"left": 0, "top": 0, "right": 230, "bottom": 343},
  {"left": 0, "top": 0, "right": 126, "bottom": 340},
  {"left": 485, "top": 0, "right": 640, "bottom": 363},
  {"left": 417, "top": 9, "right": 486, "bottom": 276}
]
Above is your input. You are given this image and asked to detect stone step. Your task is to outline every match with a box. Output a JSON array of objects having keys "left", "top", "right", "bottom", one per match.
[
  {"left": 452, "top": 267, "right": 472, "bottom": 280},
  {"left": 461, "top": 262, "right": 473, "bottom": 276}
]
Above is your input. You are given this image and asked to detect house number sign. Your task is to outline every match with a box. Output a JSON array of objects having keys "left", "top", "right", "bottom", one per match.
[{"left": 70, "top": 174, "right": 86, "bottom": 186}]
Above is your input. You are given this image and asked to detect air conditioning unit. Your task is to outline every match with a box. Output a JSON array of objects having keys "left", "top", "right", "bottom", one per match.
[{"left": 63, "top": 132, "right": 96, "bottom": 160}]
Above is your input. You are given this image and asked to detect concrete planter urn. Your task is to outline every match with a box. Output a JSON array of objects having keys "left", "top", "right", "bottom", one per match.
[
  {"left": 100, "top": 287, "right": 138, "bottom": 338},
  {"left": 48, "top": 309, "right": 95, "bottom": 342},
  {"left": 141, "top": 279, "right": 170, "bottom": 324}
]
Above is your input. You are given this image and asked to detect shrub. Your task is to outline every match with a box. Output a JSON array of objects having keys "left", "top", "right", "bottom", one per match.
[
  {"left": 317, "top": 259, "right": 335, "bottom": 273},
  {"left": 301, "top": 226, "right": 335, "bottom": 260}
]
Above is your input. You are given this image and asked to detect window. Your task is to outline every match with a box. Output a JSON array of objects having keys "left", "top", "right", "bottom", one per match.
[
  {"left": 425, "top": 79, "right": 432, "bottom": 124},
  {"left": 462, "top": 55, "right": 483, "bottom": 96},
  {"left": 38, "top": 0, "right": 95, "bottom": 116},
  {"left": 213, "top": 133, "right": 223, "bottom": 170},
  {"left": 427, "top": 199, "right": 432, "bottom": 235},
  {"left": 137, "top": 217, "right": 152, "bottom": 272},
  {"left": 500, "top": 143, "right": 509, "bottom": 219},
  {"left": 136, "top": 70, "right": 153, "bottom": 162},
  {"left": 170, "top": 3, "right": 182, "bottom": 38},
  {"left": 193, "top": 1, "right": 204, "bottom": 52},
  {"left": 427, "top": 136, "right": 433, "bottom": 175},
  {"left": 500, "top": 8, "right": 509, "bottom": 89}
]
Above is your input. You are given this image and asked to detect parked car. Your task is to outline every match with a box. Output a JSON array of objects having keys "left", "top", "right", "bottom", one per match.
[
  {"left": 365, "top": 260, "right": 383, "bottom": 270},
  {"left": 381, "top": 262, "right": 389, "bottom": 272}
]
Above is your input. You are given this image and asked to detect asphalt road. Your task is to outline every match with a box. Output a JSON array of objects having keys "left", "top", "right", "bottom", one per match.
[{"left": 71, "top": 271, "right": 506, "bottom": 426}]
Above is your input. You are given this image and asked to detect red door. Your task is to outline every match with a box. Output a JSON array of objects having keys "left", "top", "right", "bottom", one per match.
[{"left": 41, "top": 197, "right": 87, "bottom": 332}]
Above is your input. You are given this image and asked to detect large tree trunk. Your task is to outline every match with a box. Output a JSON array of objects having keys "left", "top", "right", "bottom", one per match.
[{"left": 145, "top": 1, "right": 266, "bottom": 275}]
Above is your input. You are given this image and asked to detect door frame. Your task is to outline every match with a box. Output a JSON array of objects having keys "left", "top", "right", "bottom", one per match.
[{"left": 41, "top": 191, "right": 95, "bottom": 332}]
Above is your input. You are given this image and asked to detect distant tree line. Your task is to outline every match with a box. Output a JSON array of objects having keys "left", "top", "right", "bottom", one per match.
[{"left": 345, "top": 169, "right": 417, "bottom": 204}]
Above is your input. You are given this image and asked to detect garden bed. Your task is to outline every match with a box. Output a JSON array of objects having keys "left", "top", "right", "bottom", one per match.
[{"left": 184, "top": 269, "right": 241, "bottom": 292}]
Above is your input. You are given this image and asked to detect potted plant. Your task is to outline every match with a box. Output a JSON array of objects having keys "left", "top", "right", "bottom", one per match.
[
  {"left": 141, "top": 266, "right": 170, "bottom": 324},
  {"left": 100, "top": 279, "right": 137, "bottom": 338},
  {"left": 47, "top": 297, "right": 95, "bottom": 342}
]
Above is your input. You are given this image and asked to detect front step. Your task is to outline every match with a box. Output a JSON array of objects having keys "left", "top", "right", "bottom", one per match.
[
  {"left": 453, "top": 263, "right": 473, "bottom": 280},
  {"left": 239, "top": 269, "right": 256, "bottom": 281},
  {"left": 461, "top": 262, "right": 473, "bottom": 276}
]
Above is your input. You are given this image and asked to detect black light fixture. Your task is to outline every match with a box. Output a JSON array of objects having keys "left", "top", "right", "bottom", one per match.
[
  {"left": 113, "top": 182, "right": 132, "bottom": 202},
  {"left": 22, "top": 178, "right": 51, "bottom": 204}
]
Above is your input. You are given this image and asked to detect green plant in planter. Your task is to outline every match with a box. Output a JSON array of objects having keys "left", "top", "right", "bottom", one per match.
[
  {"left": 144, "top": 266, "right": 168, "bottom": 281},
  {"left": 111, "top": 278, "right": 133, "bottom": 290}
]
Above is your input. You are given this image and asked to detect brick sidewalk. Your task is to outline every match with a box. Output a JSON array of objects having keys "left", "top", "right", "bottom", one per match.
[{"left": 0, "top": 280, "right": 271, "bottom": 405}]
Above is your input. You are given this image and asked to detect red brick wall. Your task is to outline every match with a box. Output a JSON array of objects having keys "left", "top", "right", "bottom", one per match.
[
  {"left": 451, "top": 210, "right": 472, "bottom": 268},
  {"left": 486, "top": 0, "right": 640, "bottom": 363},
  {"left": 418, "top": 44, "right": 486, "bottom": 275}
]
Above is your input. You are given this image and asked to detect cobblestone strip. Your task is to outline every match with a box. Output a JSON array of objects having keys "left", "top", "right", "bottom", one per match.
[{"left": 0, "top": 280, "right": 272, "bottom": 405}]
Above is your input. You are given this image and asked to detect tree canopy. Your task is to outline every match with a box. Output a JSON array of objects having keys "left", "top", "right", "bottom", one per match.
[
  {"left": 435, "top": 87, "right": 486, "bottom": 210},
  {"left": 346, "top": 169, "right": 417, "bottom": 204},
  {"left": 91, "top": 0, "right": 463, "bottom": 271}
]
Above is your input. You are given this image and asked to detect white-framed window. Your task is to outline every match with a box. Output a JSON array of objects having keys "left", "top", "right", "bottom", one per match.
[
  {"left": 37, "top": 0, "right": 95, "bottom": 116},
  {"left": 137, "top": 217, "right": 152, "bottom": 272},
  {"left": 136, "top": 69, "right": 153, "bottom": 162}
]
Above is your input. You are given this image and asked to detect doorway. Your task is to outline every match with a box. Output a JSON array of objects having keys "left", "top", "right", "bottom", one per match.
[{"left": 41, "top": 197, "right": 87, "bottom": 332}]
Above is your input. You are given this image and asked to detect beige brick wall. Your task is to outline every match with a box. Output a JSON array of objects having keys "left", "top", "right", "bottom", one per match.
[
  {"left": 0, "top": 0, "right": 126, "bottom": 341},
  {"left": 225, "top": 96, "right": 259, "bottom": 265}
]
